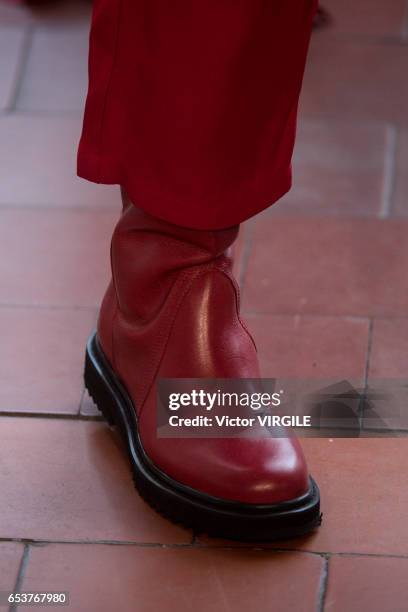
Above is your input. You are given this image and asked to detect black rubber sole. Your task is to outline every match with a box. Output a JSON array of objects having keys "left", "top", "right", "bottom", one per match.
[{"left": 84, "top": 332, "right": 322, "bottom": 541}]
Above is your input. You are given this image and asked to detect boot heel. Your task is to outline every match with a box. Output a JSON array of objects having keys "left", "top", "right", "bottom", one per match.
[{"left": 84, "top": 333, "right": 116, "bottom": 426}]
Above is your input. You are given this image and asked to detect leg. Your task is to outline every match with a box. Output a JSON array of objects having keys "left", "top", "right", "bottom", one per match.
[
  {"left": 78, "top": 0, "right": 317, "bottom": 229},
  {"left": 80, "top": 0, "right": 321, "bottom": 540}
]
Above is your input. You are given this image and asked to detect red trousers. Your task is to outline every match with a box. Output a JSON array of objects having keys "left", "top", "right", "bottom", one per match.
[{"left": 77, "top": 1, "right": 317, "bottom": 229}]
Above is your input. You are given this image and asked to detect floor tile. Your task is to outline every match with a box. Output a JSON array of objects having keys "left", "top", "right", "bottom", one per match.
[
  {"left": 0, "top": 26, "right": 26, "bottom": 110},
  {"left": 199, "top": 439, "right": 408, "bottom": 554},
  {"left": 300, "top": 38, "right": 408, "bottom": 124},
  {"left": 0, "top": 417, "right": 189, "bottom": 543},
  {"left": 247, "top": 314, "right": 369, "bottom": 379},
  {"left": 276, "top": 121, "right": 388, "bottom": 216},
  {"left": 16, "top": 25, "right": 89, "bottom": 112},
  {"left": 321, "top": 0, "right": 407, "bottom": 37},
  {"left": 288, "top": 438, "right": 408, "bottom": 554},
  {"left": 0, "top": 115, "right": 118, "bottom": 208},
  {"left": 22, "top": 545, "right": 323, "bottom": 612},
  {"left": 0, "top": 542, "right": 24, "bottom": 594},
  {"left": 0, "top": 208, "right": 116, "bottom": 308},
  {"left": 394, "top": 129, "right": 408, "bottom": 216},
  {"left": 325, "top": 555, "right": 408, "bottom": 612},
  {"left": 0, "top": 307, "right": 95, "bottom": 414},
  {"left": 243, "top": 216, "right": 408, "bottom": 317},
  {"left": 365, "top": 318, "right": 408, "bottom": 431},
  {"left": 0, "top": 0, "right": 406, "bottom": 601},
  {"left": 369, "top": 318, "right": 408, "bottom": 379}
]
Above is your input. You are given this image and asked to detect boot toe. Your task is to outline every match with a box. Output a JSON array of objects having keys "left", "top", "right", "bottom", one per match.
[{"left": 143, "top": 436, "right": 310, "bottom": 506}]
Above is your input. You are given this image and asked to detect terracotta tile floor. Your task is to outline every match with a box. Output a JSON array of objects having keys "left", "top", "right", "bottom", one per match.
[{"left": 0, "top": 1, "right": 407, "bottom": 611}]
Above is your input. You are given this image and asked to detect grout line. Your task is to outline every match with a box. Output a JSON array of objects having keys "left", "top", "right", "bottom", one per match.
[
  {"left": 9, "top": 544, "right": 30, "bottom": 612},
  {"left": 0, "top": 537, "right": 195, "bottom": 549},
  {"left": 379, "top": 124, "right": 398, "bottom": 218},
  {"left": 317, "top": 556, "right": 329, "bottom": 612},
  {"left": 2, "top": 537, "right": 408, "bottom": 562},
  {"left": 6, "top": 25, "right": 34, "bottom": 113},
  {"left": 335, "top": 550, "right": 408, "bottom": 560},
  {"left": 191, "top": 544, "right": 408, "bottom": 561}
]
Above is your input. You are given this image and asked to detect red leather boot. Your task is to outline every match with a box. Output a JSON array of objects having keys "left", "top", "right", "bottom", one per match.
[{"left": 85, "top": 192, "right": 320, "bottom": 540}]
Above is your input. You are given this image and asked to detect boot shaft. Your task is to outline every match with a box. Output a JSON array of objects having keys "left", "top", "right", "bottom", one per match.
[{"left": 111, "top": 191, "right": 239, "bottom": 323}]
